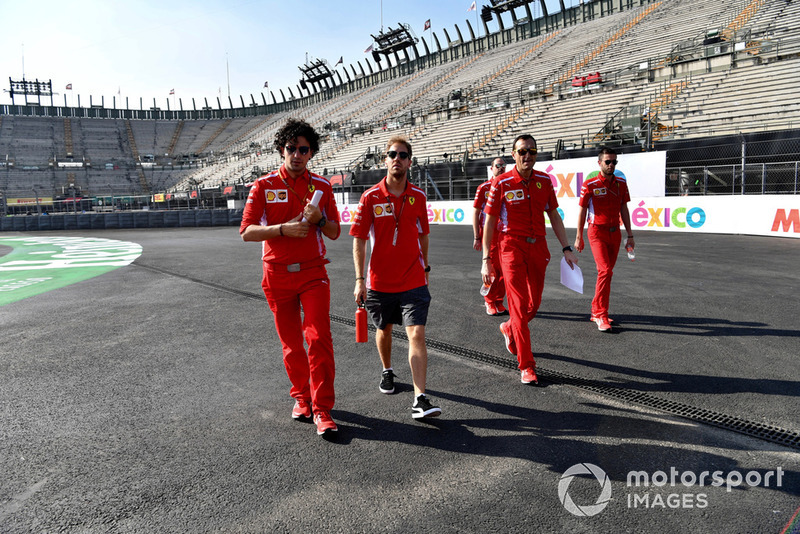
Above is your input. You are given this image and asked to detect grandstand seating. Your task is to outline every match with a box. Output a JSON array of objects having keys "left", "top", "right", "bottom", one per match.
[{"left": 2, "top": 0, "right": 800, "bottom": 200}]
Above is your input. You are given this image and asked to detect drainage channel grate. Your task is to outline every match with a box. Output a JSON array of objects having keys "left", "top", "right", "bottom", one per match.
[
  {"left": 134, "top": 264, "right": 800, "bottom": 452},
  {"left": 333, "top": 313, "right": 800, "bottom": 451}
]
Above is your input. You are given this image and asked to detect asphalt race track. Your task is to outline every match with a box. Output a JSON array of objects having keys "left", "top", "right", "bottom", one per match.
[{"left": 1, "top": 225, "right": 799, "bottom": 533}]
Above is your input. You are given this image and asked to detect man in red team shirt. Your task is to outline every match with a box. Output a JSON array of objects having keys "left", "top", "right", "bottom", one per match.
[
  {"left": 574, "top": 146, "right": 634, "bottom": 332},
  {"left": 481, "top": 135, "right": 578, "bottom": 385},
  {"left": 472, "top": 157, "right": 508, "bottom": 316},
  {"left": 240, "top": 118, "right": 341, "bottom": 437},
  {"left": 351, "top": 136, "right": 441, "bottom": 419}
]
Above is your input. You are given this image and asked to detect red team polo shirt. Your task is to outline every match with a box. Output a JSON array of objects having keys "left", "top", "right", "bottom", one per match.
[
  {"left": 578, "top": 173, "right": 630, "bottom": 226},
  {"left": 473, "top": 180, "right": 493, "bottom": 233},
  {"left": 349, "top": 177, "right": 430, "bottom": 294},
  {"left": 239, "top": 165, "right": 340, "bottom": 264},
  {"left": 484, "top": 166, "right": 559, "bottom": 237}
]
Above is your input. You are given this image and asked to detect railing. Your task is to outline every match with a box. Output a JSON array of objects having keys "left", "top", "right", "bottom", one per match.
[
  {"left": 665, "top": 162, "right": 800, "bottom": 196},
  {"left": 3, "top": 158, "right": 798, "bottom": 219}
]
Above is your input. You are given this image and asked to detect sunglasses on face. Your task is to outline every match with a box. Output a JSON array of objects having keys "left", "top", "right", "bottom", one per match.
[
  {"left": 604, "top": 160, "right": 618, "bottom": 165},
  {"left": 515, "top": 148, "right": 537, "bottom": 156},
  {"left": 494, "top": 164, "right": 506, "bottom": 168},
  {"left": 386, "top": 150, "right": 410, "bottom": 160},
  {"left": 285, "top": 145, "right": 311, "bottom": 155}
]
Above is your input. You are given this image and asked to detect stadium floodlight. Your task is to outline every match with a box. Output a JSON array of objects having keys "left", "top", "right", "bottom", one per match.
[
  {"left": 298, "top": 58, "right": 335, "bottom": 87},
  {"left": 488, "top": 0, "right": 534, "bottom": 11},
  {"left": 7, "top": 77, "right": 54, "bottom": 106},
  {"left": 370, "top": 23, "right": 418, "bottom": 58},
  {"left": 482, "top": 0, "right": 536, "bottom": 25}
]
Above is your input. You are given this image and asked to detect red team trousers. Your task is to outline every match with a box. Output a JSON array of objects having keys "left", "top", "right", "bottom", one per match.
[
  {"left": 261, "top": 264, "right": 335, "bottom": 413},
  {"left": 588, "top": 224, "right": 621, "bottom": 319},
  {"left": 484, "top": 235, "right": 506, "bottom": 305},
  {"left": 499, "top": 234, "right": 550, "bottom": 371}
]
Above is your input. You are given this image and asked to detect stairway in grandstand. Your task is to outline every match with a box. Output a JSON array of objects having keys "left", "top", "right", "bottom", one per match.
[
  {"left": 167, "top": 120, "right": 184, "bottom": 157},
  {"left": 125, "top": 120, "right": 150, "bottom": 194}
]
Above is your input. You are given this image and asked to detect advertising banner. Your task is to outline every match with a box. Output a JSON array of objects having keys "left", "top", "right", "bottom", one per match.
[
  {"left": 481, "top": 151, "right": 667, "bottom": 198},
  {"left": 338, "top": 195, "right": 800, "bottom": 239}
]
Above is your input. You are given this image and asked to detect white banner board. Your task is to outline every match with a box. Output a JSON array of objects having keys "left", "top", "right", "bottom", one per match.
[{"left": 339, "top": 195, "right": 800, "bottom": 239}]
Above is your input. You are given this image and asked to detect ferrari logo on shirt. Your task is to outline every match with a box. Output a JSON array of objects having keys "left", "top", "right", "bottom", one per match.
[
  {"left": 409, "top": 197, "right": 415, "bottom": 205},
  {"left": 308, "top": 184, "right": 316, "bottom": 193},
  {"left": 373, "top": 203, "right": 394, "bottom": 217},
  {"left": 266, "top": 190, "right": 289, "bottom": 203},
  {"left": 536, "top": 182, "right": 542, "bottom": 189},
  {"left": 594, "top": 187, "right": 608, "bottom": 196}
]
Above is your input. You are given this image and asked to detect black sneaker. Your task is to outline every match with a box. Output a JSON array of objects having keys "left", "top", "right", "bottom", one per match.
[
  {"left": 379, "top": 370, "right": 397, "bottom": 394},
  {"left": 411, "top": 394, "right": 441, "bottom": 419}
]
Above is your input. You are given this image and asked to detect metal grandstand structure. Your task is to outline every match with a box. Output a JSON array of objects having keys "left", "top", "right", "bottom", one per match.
[{"left": 2, "top": 0, "right": 800, "bottom": 209}]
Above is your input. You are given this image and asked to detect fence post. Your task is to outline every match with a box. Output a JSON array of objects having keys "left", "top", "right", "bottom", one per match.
[
  {"left": 761, "top": 163, "right": 766, "bottom": 194},
  {"left": 740, "top": 137, "right": 746, "bottom": 195},
  {"left": 448, "top": 167, "right": 453, "bottom": 201}
]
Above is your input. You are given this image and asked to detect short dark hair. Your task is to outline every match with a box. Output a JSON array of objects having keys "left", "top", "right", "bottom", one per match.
[
  {"left": 386, "top": 136, "right": 412, "bottom": 156},
  {"left": 512, "top": 134, "right": 536, "bottom": 151},
  {"left": 598, "top": 146, "right": 617, "bottom": 158},
  {"left": 274, "top": 118, "right": 320, "bottom": 155}
]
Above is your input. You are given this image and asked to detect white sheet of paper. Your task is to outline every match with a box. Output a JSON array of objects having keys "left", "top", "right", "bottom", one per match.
[
  {"left": 560, "top": 257, "right": 583, "bottom": 294},
  {"left": 301, "top": 189, "right": 324, "bottom": 223}
]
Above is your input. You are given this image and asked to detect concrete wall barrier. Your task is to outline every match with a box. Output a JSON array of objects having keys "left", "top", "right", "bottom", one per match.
[{"left": 163, "top": 211, "right": 180, "bottom": 227}]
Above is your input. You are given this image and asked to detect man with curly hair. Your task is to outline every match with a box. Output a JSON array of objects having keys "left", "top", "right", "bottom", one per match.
[{"left": 240, "top": 118, "right": 341, "bottom": 437}]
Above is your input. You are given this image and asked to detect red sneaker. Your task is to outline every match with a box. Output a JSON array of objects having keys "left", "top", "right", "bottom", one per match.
[
  {"left": 590, "top": 314, "right": 615, "bottom": 324},
  {"left": 485, "top": 302, "right": 498, "bottom": 316},
  {"left": 314, "top": 412, "right": 338, "bottom": 436},
  {"left": 495, "top": 302, "right": 508, "bottom": 315},
  {"left": 521, "top": 367, "right": 539, "bottom": 385},
  {"left": 500, "top": 321, "right": 516, "bottom": 355},
  {"left": 292, "top": 399, "right": 312, "bottom": 419},
  {"left": 594, "top": 317, "right": 612, "bottom": 332}
]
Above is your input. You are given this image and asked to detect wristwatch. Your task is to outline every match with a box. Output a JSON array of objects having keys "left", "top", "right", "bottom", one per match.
[
  {"left": 317, "top": 216, "right": 327, "bottom": 228},
  {"left": 562, "top": 245, "right": 573, "bottom": 253},
  {"left": 424, "top": 265, "right": 431, "bottom": 272}
]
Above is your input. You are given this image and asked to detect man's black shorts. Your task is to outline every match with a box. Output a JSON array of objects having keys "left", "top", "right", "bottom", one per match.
[{"left": 365, "top": 285, "right": 431, "bottom": 330}]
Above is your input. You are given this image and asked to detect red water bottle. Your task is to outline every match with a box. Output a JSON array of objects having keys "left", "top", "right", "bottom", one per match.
[{"left": 356, "top": 303, "right": 368, "bottom": 343}]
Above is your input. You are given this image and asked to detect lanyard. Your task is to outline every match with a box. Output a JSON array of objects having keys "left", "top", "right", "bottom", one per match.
[
  {"left": 604, "top": 175, "right": 620, "bottom": 199},
  {"left": 520, "top": 177, "right": 534, "bottom": 230},
  {"left": 280, "top": 168, "right": 312, "bottom": 207},
  {"left": 385, "top": 194, "right": 407, "bottom": 247}
]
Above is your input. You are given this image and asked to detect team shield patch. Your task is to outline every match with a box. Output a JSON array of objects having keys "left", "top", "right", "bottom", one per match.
[
  {"left": 266, "top": 190, "right": 289, "bottom": 203},
  {"left": 373, "top": 203, "right": 394, "bottom": 217}
]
